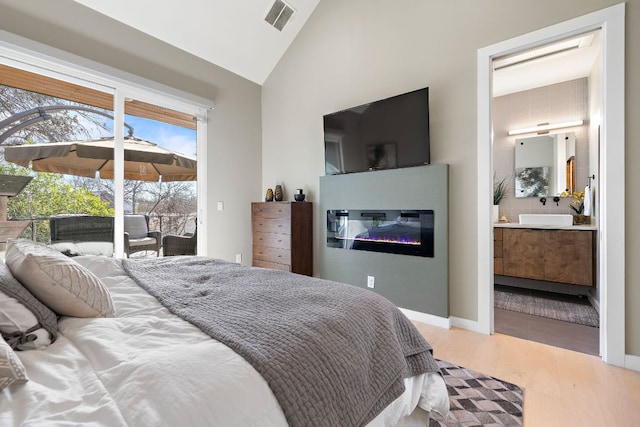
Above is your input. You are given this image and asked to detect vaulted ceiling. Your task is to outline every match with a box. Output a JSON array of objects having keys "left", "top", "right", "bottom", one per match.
[
  {"left": 72, "top": 0, "right": 321, "bottom": 85},
  {"left": 70, "top": 0, "right": 598, "bottom": 95},
  {"left": 4, "top": 0, "right": 600, "bottom": 100}
]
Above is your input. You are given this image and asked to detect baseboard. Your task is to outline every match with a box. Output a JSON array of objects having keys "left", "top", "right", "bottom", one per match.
[
  {"left": 399, "top": 308, "right": 482, "bottom": 334},
  {"left": 450, "top": 316, "right": 480, "bottom": 332},
  {"left": 625, "top": 354, "right": 640, "bottom": 372},
  {"left": 399, "top": 307, "right": 451, "bottom": 329}
]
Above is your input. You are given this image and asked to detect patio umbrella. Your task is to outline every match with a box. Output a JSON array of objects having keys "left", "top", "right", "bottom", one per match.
[{"left": 3, "top": 136, "right": 196, "bottom": 182}]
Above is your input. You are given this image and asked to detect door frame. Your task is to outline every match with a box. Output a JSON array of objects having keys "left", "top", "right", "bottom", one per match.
[{"left": 476, "top": 4, "right": 625, "bottom": 366}]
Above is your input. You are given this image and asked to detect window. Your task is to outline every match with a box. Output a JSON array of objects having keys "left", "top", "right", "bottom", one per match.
[{"left": 0, "top": 42, "right": 211, "bottom": 257}]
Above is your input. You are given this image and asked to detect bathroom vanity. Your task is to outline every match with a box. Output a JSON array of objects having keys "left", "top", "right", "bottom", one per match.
[{"left": 494, "top": 223, "right": 596, "bottom": 289}]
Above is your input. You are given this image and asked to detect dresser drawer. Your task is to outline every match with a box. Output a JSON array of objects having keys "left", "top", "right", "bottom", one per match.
[
  {"left": 252, "top": 217, "right": 291, "bottom": 234},
  {"left": 253, "top": 231, "right": 291, "bottom": 249},
  {"left": 253, "top": 259, "right": 291, "bottom": 272},
  {"left": 253, "top": 245, "right": 291, "bottom": 265},
  {"left": 252, "top": 202, "right": 291, "bottom": 219}
]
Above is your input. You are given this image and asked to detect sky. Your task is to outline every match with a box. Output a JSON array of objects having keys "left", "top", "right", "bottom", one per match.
[{"left": 124, "top": 115, "right": 197, "bottom": 159}]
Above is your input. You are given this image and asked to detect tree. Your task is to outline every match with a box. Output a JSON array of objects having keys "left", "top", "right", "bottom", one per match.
[
  {"left": 0, "top": 163, "right": 113, "bottom": 243},
  {"left": 70, "top": 176, "right": 196, "bottom": 234},
  {"left": 0, "top": 86, "right": 110, "bottom": 145},
  {"left": 145, "top": 181, "right": 197, "bottom": 234}
]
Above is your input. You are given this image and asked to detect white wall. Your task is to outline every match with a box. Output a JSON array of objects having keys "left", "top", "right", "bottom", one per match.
[{"left": 262, "top": 0, "right": 640, "bottom": 355}]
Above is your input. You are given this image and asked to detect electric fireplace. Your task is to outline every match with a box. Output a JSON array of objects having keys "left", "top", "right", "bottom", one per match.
[{"left": 326, "top": 209, "right": 434, "bottom": 257}]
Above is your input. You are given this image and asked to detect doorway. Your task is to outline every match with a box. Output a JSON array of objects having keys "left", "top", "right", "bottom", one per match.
[
  {"left": 476, "top": 4, "right": 625, "bottom": 366},
  {"left": 491, "top": 37, "right": 600, "bottom": 355}
]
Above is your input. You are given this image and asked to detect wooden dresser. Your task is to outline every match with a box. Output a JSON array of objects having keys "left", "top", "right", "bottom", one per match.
[{"left": 251, "top": 201, "right": 312, "bottom": 276}]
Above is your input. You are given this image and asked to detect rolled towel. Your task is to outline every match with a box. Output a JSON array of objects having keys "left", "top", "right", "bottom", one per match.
[{"left": 583, "top": 185, "right": 591, "bottom": 217}]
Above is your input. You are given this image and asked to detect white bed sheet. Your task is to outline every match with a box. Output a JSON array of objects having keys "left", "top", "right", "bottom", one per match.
[{"left": 1, "top": 255, "right": 448, "bottom": 426}]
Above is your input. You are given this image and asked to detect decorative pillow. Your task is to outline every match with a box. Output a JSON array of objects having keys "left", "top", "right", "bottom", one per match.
[
  {"left": 5, "top": 239, "right": 116, "bottom": 318},
  {"left": 0, "top": 261, "right": 57, "bottom": 350},
  {"left": 0, "top": 334, "right": 28, "bottom": 390}
]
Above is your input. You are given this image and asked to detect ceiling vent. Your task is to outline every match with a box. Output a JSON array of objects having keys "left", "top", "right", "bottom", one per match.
[{"left": 265, "top": 0, "right": 294, "bottom": 31}]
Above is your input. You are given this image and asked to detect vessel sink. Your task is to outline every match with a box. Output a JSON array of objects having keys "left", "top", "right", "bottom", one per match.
[{"left": 518, "top": 214, "right": 573, "bottom": 226}]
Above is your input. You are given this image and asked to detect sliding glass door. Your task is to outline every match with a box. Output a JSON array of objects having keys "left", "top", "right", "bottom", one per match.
[
  {"left": 0, "top": 64, "right": 115, "bottom": 252},
  {"left": 0, "top": 52, "right": 208, "bottom": 257}
]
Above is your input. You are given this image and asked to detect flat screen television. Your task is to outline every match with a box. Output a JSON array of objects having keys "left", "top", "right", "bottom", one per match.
[{"left": 323, "top": 87, "right": 430, "bottom": 175}]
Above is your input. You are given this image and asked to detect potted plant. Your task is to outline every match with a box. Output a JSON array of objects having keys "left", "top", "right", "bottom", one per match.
[
  {"left": 569, "top": 191, "right": 589, "bottom": 224},
  {"left": 493, "top": 176, "right": 508, "bottom": 223}
]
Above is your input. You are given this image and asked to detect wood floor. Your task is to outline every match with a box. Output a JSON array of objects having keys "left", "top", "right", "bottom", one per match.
[
  {"left": 414, "top": 322, "right": 640, "bottom": 427},
  {"left": 493, "top": 285, "right": 599, "bottom": 355},
  {"left": 495, "top": 308, "right": 599, "bottom": 355}
]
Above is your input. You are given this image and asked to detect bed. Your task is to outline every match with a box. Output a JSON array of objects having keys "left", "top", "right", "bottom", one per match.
[{"left": 0, "top": 239, "right": 449, "bottom": 426}]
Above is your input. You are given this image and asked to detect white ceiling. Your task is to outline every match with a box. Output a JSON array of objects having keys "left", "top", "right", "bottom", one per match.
[
  {"left": 71, "top": 1, "right": 599, "bottom": 93},
  {"left": 72, "top": 0, "right": 320, "bottom": 85},
  {"left": 493, "top": 31, "right": 601, "bottom": 97}
]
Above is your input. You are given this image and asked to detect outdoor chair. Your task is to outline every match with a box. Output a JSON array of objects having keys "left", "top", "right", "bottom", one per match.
[
  {"left": 162, "top": 224, "right": 197, "bottom": 256},
  {"left": 124, "top": 214, "right": 161, "bottom": 257},
  {"left": 49, "top": 215, "right": 114, "bottom": 257}
]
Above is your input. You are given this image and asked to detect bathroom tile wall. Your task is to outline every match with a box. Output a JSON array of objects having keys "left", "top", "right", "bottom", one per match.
[{"left": 492, "top": 78, "right": 589, "bottom": 223}]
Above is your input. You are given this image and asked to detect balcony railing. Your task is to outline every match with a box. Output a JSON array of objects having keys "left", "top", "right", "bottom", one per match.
[{"left": 8, "top": 213, "right": 196, "bottom": 249}]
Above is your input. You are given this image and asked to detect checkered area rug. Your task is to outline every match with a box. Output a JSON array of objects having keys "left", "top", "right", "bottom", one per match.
[{"left": 429, "top": 359, "right": 524, "bottom": 426}]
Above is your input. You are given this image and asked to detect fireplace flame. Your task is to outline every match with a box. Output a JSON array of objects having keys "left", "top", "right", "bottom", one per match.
[{"left": 336, "top": 236, "right": 421, "bottom": 246}]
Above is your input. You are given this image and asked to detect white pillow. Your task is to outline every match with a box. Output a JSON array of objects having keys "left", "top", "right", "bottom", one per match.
[
  {"left": 0, "top": 334, "right": 28, "bottom": 390},
  {"left": 0, "top": 290, "right": 52, "bottom": 350},
  {"left": 5, "top": 239, "right": 116, "bottom": 318},
  {"left": 0, "top": 259, "right": 58, "bottom": 350}
]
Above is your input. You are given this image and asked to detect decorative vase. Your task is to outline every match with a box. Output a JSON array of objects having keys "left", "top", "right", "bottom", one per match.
[
  {"left": 492, "top": 205, "right": 499, "bottom": 223},
  {"left": 294, "top": 189, "right": 305, "bottom": 202},
  {"left": 265, "top": 188, "right": 274, "bottom": 202},
  {"left": 573, "top": 214, "right": 590, "bottom": 225},
  {"left": 274, "top": 185, "right": 283, "bottom": 202}
]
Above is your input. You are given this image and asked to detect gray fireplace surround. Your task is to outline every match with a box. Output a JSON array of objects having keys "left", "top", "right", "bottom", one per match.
[{"left": 319, "top": 164, "right": 449, "bottom": 318}]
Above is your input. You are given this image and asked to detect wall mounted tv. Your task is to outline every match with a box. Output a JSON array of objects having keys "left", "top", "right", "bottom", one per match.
[{"left": 323, "top": 87, "right": 430, "bottom": 175}]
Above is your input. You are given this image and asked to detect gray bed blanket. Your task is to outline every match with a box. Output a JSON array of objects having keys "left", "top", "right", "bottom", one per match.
[{"left": 121, "top": 256, "right": 439, "bottom": 427}]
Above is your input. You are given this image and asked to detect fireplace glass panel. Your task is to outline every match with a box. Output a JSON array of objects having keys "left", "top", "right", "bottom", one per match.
[{"left": 327, "top": 209, "right": 434, "bottom": 257}]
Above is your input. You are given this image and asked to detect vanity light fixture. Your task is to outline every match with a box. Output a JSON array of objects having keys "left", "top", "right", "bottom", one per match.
[{"left": 508, "top": 120, "right": 584, "bottom": 136}]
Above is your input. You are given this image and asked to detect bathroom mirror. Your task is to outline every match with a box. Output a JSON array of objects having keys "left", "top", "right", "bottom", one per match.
[{"left": 514, "top": 132, "right": 576, "bottom": 198}]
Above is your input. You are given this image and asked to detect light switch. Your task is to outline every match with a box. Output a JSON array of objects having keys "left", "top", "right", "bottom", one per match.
[{"left": 217, "top": 201, "right": 224, "bottom": 211}]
